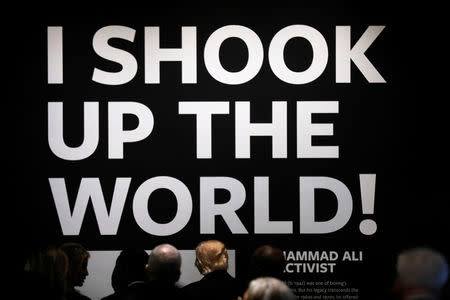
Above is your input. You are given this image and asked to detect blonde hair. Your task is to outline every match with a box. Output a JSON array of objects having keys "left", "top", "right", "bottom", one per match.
[{"left": 195, "top": 240, "right": 228, "bottom": 275}]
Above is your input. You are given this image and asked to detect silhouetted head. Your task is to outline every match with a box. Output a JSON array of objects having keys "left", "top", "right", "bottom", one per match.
[
  {"left": 244, "top": 277, "right": 296, "bottom": 300},
  {"left": 249, "top": 245, "right": 285, "bottom": 280},
  {"left": 24, "top": 246, "right": 69, "bottom": 300},
  {"left": 111, "top": 248, "right": 149, "bottom": 292},
  {"left": 194, "top": 240, "right": 228, "bottom": 275},
  {"left": 395, "top": 247, "right": 448, "bottom": 298},
  {"left": 60, "top": 242, "right": 90, "bottom": 288},
  {"left": 146, "top": 244, "right": 181, "bottom": 283}
]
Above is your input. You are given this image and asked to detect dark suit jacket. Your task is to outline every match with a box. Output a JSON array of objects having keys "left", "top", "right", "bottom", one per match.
[
  {"left": 182, "top": 270, "right": 245, "bottom": 300},
  {"left": 67, "top": 289, "right": 91, "bottom": 300},
  {"left": 101, "top": 282, "right": 146, "bottom": 300},
  {"left": 122, "top": 280, "right": 184, "bottom": 300},
  {"left": 405, "top": 295, "right": 438, "bottom": 300}
]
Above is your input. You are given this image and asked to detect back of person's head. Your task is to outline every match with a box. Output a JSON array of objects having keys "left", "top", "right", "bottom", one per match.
[
  {"left": 195, "top": 240, "right": 228, "bottom": 275},
  {"left": 147, "top": 244, "right": 181, "bottom": 283},
  {"left": 111, "top": 248, "right": 149, "bottom": 292},
  {"left": 60, "top": 242, "right": 90, "bottom": 288},
  {"left": 23, "top": 246, "right": 69, "bottom": 300},
  {"left": 396, "top": 247, "right": 449, "bottom": 295},
  {"left": 42, "top": 248, "right": 69, "bottom": 292},
  {"left": 249, "top": 245, "right": 285, "bottom": 280},
  {"left": 244, "top": 277, "right": 296, "bottom": 300}
]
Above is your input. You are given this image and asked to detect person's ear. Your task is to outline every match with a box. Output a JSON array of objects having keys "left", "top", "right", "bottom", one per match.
[
  {"left": 145, "top": 264, "right": 151, "bottom": 279},
  {"left": 195, "top": 258, "right": 204, "bottom": 274},
  {"left": 243, "top": 290, "right": 249, "bottom": 300}
]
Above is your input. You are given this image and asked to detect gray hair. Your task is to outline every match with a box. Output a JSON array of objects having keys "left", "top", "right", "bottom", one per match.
[
  {"left": 147, "top": 244, "right": 181, "bottom": 283},
  {"left": 396, "top": 247, "right": 448, "bottom": 292},
  {"left": 246, "top": 277, "right": 296, "bottom": 300}
]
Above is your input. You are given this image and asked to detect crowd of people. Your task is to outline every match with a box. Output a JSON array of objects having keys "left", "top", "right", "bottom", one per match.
[{"left": 19, "top": 240, "right": 448, "bottom": 300}]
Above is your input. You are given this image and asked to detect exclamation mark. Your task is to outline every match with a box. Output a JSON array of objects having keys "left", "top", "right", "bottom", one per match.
[
  {"left": 48, "top": 26, "right": 63, "bottom": 84},
  {"left": 359, "top": 174, "right": 377, "bottom": 235}
]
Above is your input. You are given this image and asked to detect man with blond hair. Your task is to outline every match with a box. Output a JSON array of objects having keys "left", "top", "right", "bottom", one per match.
[{"left": 182, "top": 240, "right": 245, "bottom": 300}]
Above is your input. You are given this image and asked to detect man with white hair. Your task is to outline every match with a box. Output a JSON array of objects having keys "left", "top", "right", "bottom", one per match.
[
  {"left": 394, "top": 247, "right": 449, "bottom": 300},
  {"left": 126, "top": 243, "right": 184, "bottom": 300},
  {"left": 243, "top": 277, "right": 296, "bottom": 300}
]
